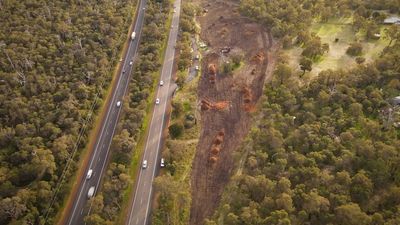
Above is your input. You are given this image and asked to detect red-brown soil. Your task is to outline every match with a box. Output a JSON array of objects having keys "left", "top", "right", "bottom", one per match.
[{"left": 190, "top": 0, "right": 278, "bottom": 224}]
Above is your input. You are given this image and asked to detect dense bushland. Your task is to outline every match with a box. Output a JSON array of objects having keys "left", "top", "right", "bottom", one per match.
[
  {"left": 0, "top": 0, "right": 136, "bottom": 224},
  {"left": 207, "top": 24, "right": 400, "bottom": 225}
]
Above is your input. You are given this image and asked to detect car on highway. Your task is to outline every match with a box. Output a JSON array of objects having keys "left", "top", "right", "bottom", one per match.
[
  {"left": 160, "top": 158, "right": 165, "bottom": 167},
  {"left": 123, "top": 69, "right": 126, "bottom": 74},
  {"left": 87, "top": 186, "right": 95, "bottom": 199},
  {"left": 142, "top": 160, "right": 148, "bottom": 169},
  {"left": 143, "top": 7, "right": 145, "bottom": 10},
  {"left": 160, "top": 80, "right": 164, "bottom": 86},
  {"left": 129, "top": 61, "right": 133, "bottom": 66},
  {"left": 86, "top": 169, "right": 93, "bottom": 180},
  {"left": 116, "top": 101, "right": 121, "bottom": 107},
  {"left": 155, "top": 98, "right": 160, "bottom": 105}
]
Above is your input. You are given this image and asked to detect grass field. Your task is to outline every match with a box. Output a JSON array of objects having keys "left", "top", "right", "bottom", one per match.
[{"left": 286, "top": 18, "right": 389, "bottom": 77}]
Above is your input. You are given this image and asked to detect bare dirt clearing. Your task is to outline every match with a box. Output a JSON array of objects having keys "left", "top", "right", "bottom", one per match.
[{"left": 190, "top": 0, "right": 277, "bottom": 224}]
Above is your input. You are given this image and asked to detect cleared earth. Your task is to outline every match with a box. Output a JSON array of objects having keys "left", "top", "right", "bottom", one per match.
[{"left": 190, "top": 0, "right": 277, "bottom": 224}]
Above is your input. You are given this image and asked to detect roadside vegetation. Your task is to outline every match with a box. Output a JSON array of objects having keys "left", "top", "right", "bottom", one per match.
[
  {"left": 175, "top": 2, "right": 200, "bottom": 87},
  {"left": 83, "top": 0, "right": 172, "bottom": 224},
  {"left": 205, "top": 0, "right": 400, "bottom": 224},
  {"left": 152, "top": 78, "right": 199, "bottom": 225},
  {"left": 152, "top": 2, "right": 199, "bottom": 224},
  {"left": 0, "top": 0, "right": 135, "bottom": 224}
]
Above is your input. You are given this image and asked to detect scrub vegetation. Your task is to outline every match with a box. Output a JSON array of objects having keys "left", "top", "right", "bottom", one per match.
[{"left": 0, "top": 0, "right": 135, "bottom": 224}]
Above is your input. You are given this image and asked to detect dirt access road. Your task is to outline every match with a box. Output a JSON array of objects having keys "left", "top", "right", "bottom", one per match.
[{"left": 190, "top": 0, "right": 277, "bottom": 224}]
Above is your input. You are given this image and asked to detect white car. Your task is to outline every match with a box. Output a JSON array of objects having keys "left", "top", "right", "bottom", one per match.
[
  {"left": 160, "top": 158, "right": 165, "bottom": 167},
  {"left": 129, "top": 61, "right": 133, "bottom": 66},
  {"left": 142, "top": 160, "right": 148, "bottom": 169},
  {"left": 173, "top": 9, "right": 176, "bottom": 13},
  {"left": 195, "top": 65, "right": 199, "bottom": 71},
  {"left": 155, "top": 98, "right": 160, "bottom": 105},
  {"left": 87, "top": 186, "right": 95, "bottom": 199},
  {"left": 143, "top": 7, "right": 145, "bottom": 10},
  {"left": 86, "top": 169, "right": 93, "bottom": 180},
  {"left": 116, "top": 101, "right": 121, "bottom": 107},
  {"left": 119, "top": 58, "right": 123, "bottom": 62},
  {"left": 160, "top": 80, "right": 164, "bottom": 86}
]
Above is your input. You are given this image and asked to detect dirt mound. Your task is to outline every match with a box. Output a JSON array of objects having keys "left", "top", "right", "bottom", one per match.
[
  {"left": 209, "top": 156, "right": 218, "bottom": 164},
  {"left": 200, "top": 99, "right": 230, "bottom": 111},
  {"left": 208, "top": 130, "right": 225, "bottom": 166},
  {"left": 251, "top": 52, "right": 265, "bottom": 64},
  {"left": 210, "top": 146, "right": 220, "bottom": 155},
  {"left": 207, "top": 64, "right": 217, "bottom": 84},
  {"left": 213, "top": 136, "right": 223, "bottom": 145},
  {"left": 208, "top": 64, "right": 217, "bottom": 74},
  {"left": 242, "top": 87, "right": 254, "bottom": 112}
]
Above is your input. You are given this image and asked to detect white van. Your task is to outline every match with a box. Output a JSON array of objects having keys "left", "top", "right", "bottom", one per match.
[
  {"left": 87, "top": 186, "right": 95, "bottom": 198},
  {"left": 142, "top": 160, "right": 148, "bottom": 169},
  {"left": 160, "top": 158, "right": 165, "bottom": 167},
  {"left": 86, "top": 169, "right": 93, "bottom": 180},
  {"left": 116, "top": 101, "right": 121, "bottom": 107}
]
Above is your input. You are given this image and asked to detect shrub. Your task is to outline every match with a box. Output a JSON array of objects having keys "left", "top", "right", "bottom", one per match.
[
  {"left": 346, "top": 43, "right": 363, "bottom": 56},
  {"left": 169, "top": 123, "right": 184, "bottom": 138}
]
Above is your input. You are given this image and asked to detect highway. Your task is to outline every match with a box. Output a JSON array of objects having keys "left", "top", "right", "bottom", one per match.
[
  {"left": 127, "top": 0, "right": 181, "bottom": 224},
  {"left": 64, "top": 0, "right": 148, "bottom": 224}
]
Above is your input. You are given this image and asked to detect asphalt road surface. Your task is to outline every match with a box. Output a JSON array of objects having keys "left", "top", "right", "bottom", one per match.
[
  {"left": 127, "top": 0, "right": 181, "bottom": 224},
  {"left": 64, "top": 0, "right": 148, "bottom": 224}
]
